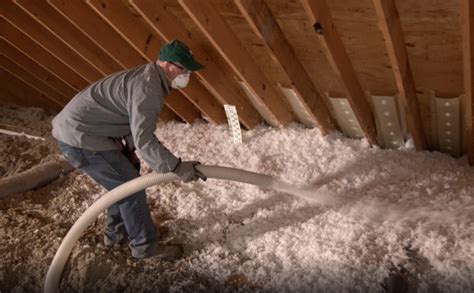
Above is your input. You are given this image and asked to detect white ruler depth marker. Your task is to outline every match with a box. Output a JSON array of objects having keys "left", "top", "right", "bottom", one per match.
[{"left": 224, "top": 104, "right": 242, "bottom": 144}]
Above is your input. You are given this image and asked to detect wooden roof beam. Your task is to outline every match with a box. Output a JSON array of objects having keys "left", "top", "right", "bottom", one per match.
[
  {"left": 81, "top": 0, "right": 200, "bottom": 124},
  {"left": 0, "top": 54, "right": 67, "bottom": 107},
  {"left": 300, "top": 0, "right": 377, "bottom": 144},
  {"left": 235, "top": 0, "right": 336, "bottom": 133},
  {"left": 14, "top": 0, "right": 123, "bottom": 75},
  {"left": 0, "top": 18, "right": 87, "bottom": 91},
  {"left": 462, "top": 0, "right": 474, "bottom": 165},
  {"left": 1, "top": 1, "right": 103, "bottom": 83},
  {"left": 0, "top": 68, "right": 62, "bottom": 111},
  {"left": 0, "top": 86, "right": 45, "bottom": 108},
  {"left": 373, "top": 0, "right": 428, "bottom": 151},
  {"left": 85, "top": 0, "right": 161, "bottom": 62},
  {"left": 47, "top": 0, "right": 146, "bottom": 69},
  {"left": 0, "top": 38, "right": 76, "bottom": 98},
  {"left": 158, "top": 106, "right": 180, "bottom": 123},
  {"left": 129, "top": 0, "right": 262, "bottom": 129},
  {"left": 47, "top": 0, "right": 196, "bottom": 124},
  {"left": 86, "top": 0, "right": 226, "bottom": 125},
  {"left": 0, "top": 92, "right": 23, "bottom": 107},
  {"left": 178, "top": 0, "right": 294, "bottom": 127}
]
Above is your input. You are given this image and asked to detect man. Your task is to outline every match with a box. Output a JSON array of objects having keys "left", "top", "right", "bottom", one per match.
[{"left": 52, "top": 40, "right": 206, "bottom": 260}]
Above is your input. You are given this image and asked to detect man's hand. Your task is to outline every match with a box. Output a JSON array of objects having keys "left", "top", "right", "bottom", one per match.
[{"left": 172, "top": 160, "right": 207, "bottom": 182}]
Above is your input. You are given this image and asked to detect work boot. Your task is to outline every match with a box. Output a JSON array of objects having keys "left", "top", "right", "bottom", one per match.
[
  {"left": 103, "top": 233, "right": 127, "bottom": 247},
  {"left": 131, "top": 244, "right": 183, "bottom": 261}
]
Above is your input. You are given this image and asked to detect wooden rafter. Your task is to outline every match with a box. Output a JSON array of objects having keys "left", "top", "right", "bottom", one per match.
[
  {"left": 300, "top": 0, "right": 377, "bottom": 144},
  {"left": 85, "top": 0, "right": 161, "bottom": 61},
  {"left": 47, "top": 0, "right": 146, "bottom": 68},
  {"left": 47, "top": 0, "right": 197, "bottom": 124},
  {"left": 463, "top": 0, "right": 474, "bottom": 165},
  {"left": 177, "top": 77, "right": 227, "bottom": 124},
  {"left": 158, "top": 106, "right": 180, "bottom": 123},
  {"left": 1, "top": 38, "right": 76, "bottom": 98},
  {"left": 0, "top": 54, "right": 67, "bottom": 106},
  {"left": 83, "top": 0, "right": 202, "bottom": 124},
  {"left": 162, "top": 94, "right": 200, "bottom": 124},
  {"left": 14, "top": 0, "right": 123, "bottom": 75},
  {"left": 86, "top": 0, "right": 226, "bottom": 125},
  {"left": 373, "top": 0, "right": 427, "bottom": 151},
  {"left": 2, "top": 1, "right": 102, "bottom": 83},
  {"left": 0, "top": 18, "right": 87, "bottom": 91},
  {"left": 178, "top": 0, "right": 294, "bottom": 127},
  {"left": 235, "top": 0, "right": 336, "bottom": 133},
  {"left": 0, "top": 68, "right": 62, "bottom": 111},
  {"left": 0, "top": 93, "right": 21, "bottom": 106},
  {"left": 129, "top": 0, "right": 262, "bottom": 129},
  {"left": 0, "top": 86, "right": 42, "bottom": 108}
]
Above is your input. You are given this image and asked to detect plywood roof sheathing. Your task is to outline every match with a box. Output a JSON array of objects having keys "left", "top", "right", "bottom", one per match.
[
  {"left": 373, "top": 0, "right": 428, "bottom": 151},
  {"left": 179, "top": 0, "right": 294, "bottom": 128},
  {"left": 300, "top": 0, "right": 377, "bottom": 144}
]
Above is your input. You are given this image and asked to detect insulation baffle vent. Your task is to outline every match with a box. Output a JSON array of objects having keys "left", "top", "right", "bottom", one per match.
[
  {"left": 329, "top": 97, "right": 364, "bottom": 138},
  {"left": 371, "top": 95, "right": 405, "bottom": 149},
  {"left": 238, "top": 81, "right": 279, "bottom": 127},
  {"left": 432, "top": 96, "right": 462, "bottom": 157},
  {"left": 279, "top": 85, "right": 316, "bottom": 128}
]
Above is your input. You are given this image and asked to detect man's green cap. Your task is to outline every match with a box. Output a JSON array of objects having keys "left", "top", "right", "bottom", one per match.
[{"left": 159, "top": 40, "right": 203, "bottom": 71}]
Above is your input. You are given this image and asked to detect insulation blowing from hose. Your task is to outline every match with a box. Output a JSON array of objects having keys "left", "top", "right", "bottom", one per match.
[{"left": 44, "top": 164, "right": 327, "bottom": 293}]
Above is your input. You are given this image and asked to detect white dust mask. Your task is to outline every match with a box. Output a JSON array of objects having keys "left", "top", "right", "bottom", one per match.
[{"left": 171, "top": 73, "right": 190, "bottom": 89}]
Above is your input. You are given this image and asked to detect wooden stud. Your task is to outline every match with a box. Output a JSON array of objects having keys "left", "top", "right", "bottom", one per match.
[
  {"left": 47, "top": 0, "right": 195, "bottom": 124},
  {"left": 14, "top": 0, "right": 123, "bottom": 75},
  {"left": 0, "top": 68, "right": 62, "bottom": 111},
  {"left": 235, "top": 0, "right": 336, "bottom": 133},
  {"left": 0, "top": 18, "right": 88, "bottom": 91},
  {"left": 1, "top": 1, "right": 103, "bottom": 83},
  {"left": 373, "top": 0, "right": 428, "bottom": 151},
  {"left": 129, "top": 0, "right": 262, "bottom": 129},
  {"left": 178, "top": 0, "right": 294, "bottom": 127},
  {"left": 87, "top": 0, "right": 226, "bottom": 125},
  {"left": 0, "top": 54, "right": 67, "bottom": 106},
  {"left": 463, "top": 0, "right": 474, "bottom": 165},
  {"left": 300, "top": 0, "right": 377, "bottom": 144},
  {"left": 0, "top": 38, "right": 76, "bottom": 98}
]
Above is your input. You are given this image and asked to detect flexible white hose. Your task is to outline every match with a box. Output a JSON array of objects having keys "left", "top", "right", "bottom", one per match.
[{"left": 44, "top": 165, "right": 286, "bottom": 293}]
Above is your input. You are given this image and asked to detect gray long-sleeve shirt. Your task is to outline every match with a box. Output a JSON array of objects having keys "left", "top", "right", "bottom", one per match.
[{"left": 52, "top": 63, "right": 180, "bottom": 173}]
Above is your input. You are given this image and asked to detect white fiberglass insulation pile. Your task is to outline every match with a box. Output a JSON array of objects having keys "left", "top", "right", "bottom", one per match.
[{"left": 0, "top": 106, "right": 473, "bottom": 292}]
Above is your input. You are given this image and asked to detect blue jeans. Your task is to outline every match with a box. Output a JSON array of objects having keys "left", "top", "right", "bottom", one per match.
[{"left": 57, "top": 140, "right": 158, "bottom": 256}]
